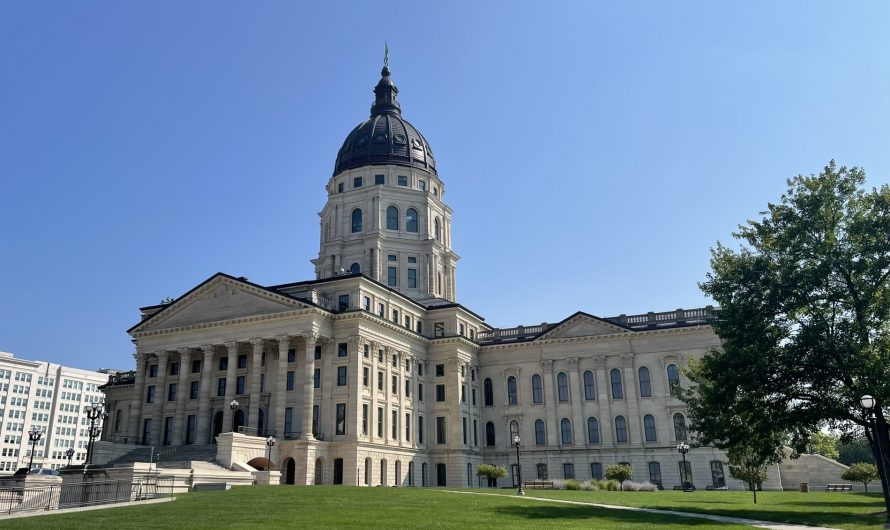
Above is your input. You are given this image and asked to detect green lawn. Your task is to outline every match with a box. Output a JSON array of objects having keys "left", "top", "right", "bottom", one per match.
[{"left": 1, "top": 486, "right": 885, "bottom": 529}]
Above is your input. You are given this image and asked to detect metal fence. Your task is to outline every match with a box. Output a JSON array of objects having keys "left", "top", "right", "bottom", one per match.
[{"left": 0, "top": 475, "right": 174, "bottom": 515}]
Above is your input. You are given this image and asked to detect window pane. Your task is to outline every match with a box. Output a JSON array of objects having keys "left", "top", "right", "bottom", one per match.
[
  {"left": 587, "top": 417, "right": 600, "bottom": 444},
  {"left": 387, "top": 206, "right": 399, "bottom": 230},
  {"left": 406, "top": 208, "right": 418, "bottom": 233},
  {"left": 507, "top": 376, "right": 518, "bottom": 405},
  {"left": 532, "top": 374, "right": 543, "bottom": 403},
  {"left": 639, "top": 367, "right": 652, "bottom": 397},
  {"left": 610, "top": 369, "right": 623, "bottom": 399},
  {"left": 557, "top": 373, "right": 569, "bottom": 402},
  {"left": 352, "top": 209, "right": 362, "bottom": 233},
  {"left": 615, "top": 416, "right": 628, "bottom": 443}
]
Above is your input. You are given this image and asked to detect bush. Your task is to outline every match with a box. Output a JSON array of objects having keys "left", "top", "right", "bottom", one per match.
[
  {"left": 550, "top": 479, "right": 566, "bottom": 490},
  {"left": 622, "top": 481, "right": 658, "bottom": 492},
  {"left": 595, "top": 479, "right": 620, "bottom": 491},
  {"left": 565, "top": 480, "right": 581, "bottom": 490},
  {"left": 580, "top": 480, "right": 598, "bottom": 491}
]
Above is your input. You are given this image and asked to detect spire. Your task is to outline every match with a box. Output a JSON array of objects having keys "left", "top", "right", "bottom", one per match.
[{"left": 370, "top": 45, "right": 401, "bottom": 116}]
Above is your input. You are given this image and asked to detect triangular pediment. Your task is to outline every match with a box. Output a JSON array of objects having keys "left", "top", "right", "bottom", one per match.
[
  {"left": 131, "top": 274, "right": 307, "bottom": 333},
  {"left": 536, "top": 312, "right": 631, "bottom": 340}
]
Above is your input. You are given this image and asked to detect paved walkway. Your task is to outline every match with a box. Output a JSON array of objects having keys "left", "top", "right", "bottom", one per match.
[
  {"left": 0, "top": 496, "right": 174, "bottom": 520},
  {"left": 444, "top": 491, "right": 842, "bottom": 530}
]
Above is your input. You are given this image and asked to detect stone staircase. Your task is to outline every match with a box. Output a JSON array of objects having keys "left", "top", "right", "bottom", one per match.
[{"left": 106, "top": 444, "right": 219, "bottom": 468}]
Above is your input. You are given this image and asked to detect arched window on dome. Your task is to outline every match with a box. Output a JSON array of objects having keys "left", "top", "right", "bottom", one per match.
[
  {"left": 406, "top": 208, "right": 418, "bottom": 233},
  {"left": 387, "top": 206, "right": 399, "bottom": 230},
  {"left": 434, "top": 217, "right": 441, "bottom": 241},
  {"left": 349, "top": 263, "right": 361, "bottom": 274},
  {"left": 351, "top": 209, "right": 362, "bottom": 233}
]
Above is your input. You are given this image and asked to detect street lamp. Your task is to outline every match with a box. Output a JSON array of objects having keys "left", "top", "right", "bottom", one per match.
[
  {"left": 266, "top": 436, "right": 276, "bottom": 471},
  {"left": 230, "top": 400, "right": 240, "bottom": 432},
  {"left": 860, "top": 394, "right": 890, "bottom": 525},
  {"left": 677, "top": 442, "right": 692, "bottom": 492},
  {"left": 65, "top": 447, "right": 75, "bottom": 467},
  {"left": 85, "top": 402, "right": 105, "bottom": 465},
  {"left": 27, "top": 427, "right": 43, "bottom": 471},
  {"left": 513, "top": 434, "right": 525, "bottom": 496}
]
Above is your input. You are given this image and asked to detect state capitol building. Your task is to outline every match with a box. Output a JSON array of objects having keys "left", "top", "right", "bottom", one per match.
[{"left": 102, "top": 61, "right": 732, "bottom": 490}]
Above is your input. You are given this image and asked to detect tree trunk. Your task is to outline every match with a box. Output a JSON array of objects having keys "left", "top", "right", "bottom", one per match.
[
  {"left": 751, "top": 480, "right": 757, "bottom": 504},
  {"left": 872, "top": 410, "right": 890, "bottom": 510}
]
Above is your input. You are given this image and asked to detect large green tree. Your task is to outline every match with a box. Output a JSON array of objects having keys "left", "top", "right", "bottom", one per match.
[{"left": 684, "top": 161, "right": 890, "bottom": 492}]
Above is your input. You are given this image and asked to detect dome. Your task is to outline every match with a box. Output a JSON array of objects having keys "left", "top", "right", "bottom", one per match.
[{"left": 333, "top": 66, "right": 436, "bottom": 176}]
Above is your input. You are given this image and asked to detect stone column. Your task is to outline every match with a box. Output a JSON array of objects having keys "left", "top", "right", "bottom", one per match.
[
  {"left": 273, "top": 335, "right": 290, "bottom": 436},
  {"left": 127, "top": 352, "right": 148, "bottom": 443},
  {"left": 300, "top": 332, "right": 318, "bottom": 440},
  {"left": 568, "top": 358, "right": 584, "bottom": 446},
  {"left": 222, "top": 341, "right": 238, "bottom": 433},
  {"left": 196, "top": 345, "right": 215, "bottom": 444},
  {"left": 594, "top": 356, "right": 614, "bottom": 447},
  {"left": 369, "top": 341, "right": 379, "bottom": 443},
  {"left": 622, "top": 353, "right": 642, "bottom": 445},
  {"left": 152, "top": 351, "right": 170, "bottom": 445},
  {"left": 248, "top": 338, "right": 264, "bottom": 433},
  {"left": 173, "top": 348, "right": 191, "bottom": 445}
]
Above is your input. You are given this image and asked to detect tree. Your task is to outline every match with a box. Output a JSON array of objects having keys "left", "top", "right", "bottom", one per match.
[
  {"left": 838, "top": 437, "right": 875, "bottom": 466},
  {"left": 476, "top": 464, "right": 507, "bottom": 487},
  {"left": 727, "top": 444, "right": 773, "bottom": 504},
  {"left": 806, "top": 431, "right": 840, "bottom": 460},
  {"left": 686, "top": 162, "right": 890, "bottom": 499},
  {"left": 842, "top": 462, "right": 879, "bottom": 492},
  {"left": 604, "top": 464, "right": 633, "bottom": 491}
]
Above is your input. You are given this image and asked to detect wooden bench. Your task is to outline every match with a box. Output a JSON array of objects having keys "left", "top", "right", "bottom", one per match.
[
  {"left": 825, "top": 484, "right": 853, "bottom": 492},
  {"left": 705, "top": 485, "right": 728, "bottom": 491},
  {"left": 524, "top": 481, "right": 555, "bottom": 490}
]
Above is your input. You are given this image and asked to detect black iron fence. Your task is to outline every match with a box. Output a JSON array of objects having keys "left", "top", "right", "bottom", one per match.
[{"left": 0, "top": 476, "right": 174, "bottom": 515}]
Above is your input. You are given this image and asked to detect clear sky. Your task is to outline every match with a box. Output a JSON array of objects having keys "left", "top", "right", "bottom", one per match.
[{"left": 1, "top": 1, "right": 888, "bottom": 372}]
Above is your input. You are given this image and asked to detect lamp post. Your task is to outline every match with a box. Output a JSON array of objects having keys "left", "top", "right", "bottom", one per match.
[
  {"left": 65, "top": 447, "right": 75, "bottom": 467},
  {"left": 27, "top": 427, "right": 43, "bottom": 471},
  {"left": 677, "top": 442, "right": 691, "bottom": 491},
  {"left": 513, "top": 434, "right": 525, "bottom": 496},
  {"left": 266, "top": 436, "right": 276, "bottom": 471},
  {"left": 860, "top": 395, "right": 890, "bottom": 525},
  {"left": 230, "top": 400, "right": 239, "bottom": 433},
  {"left": 85, "top": 402, "right": 105, "bottom": 465}
]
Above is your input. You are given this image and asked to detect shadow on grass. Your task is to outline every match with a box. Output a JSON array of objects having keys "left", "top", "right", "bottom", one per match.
[
  {"left": 492, "top": 504, "right": 738, "bottom": 526},
  {"left": 639, "top": 506, "right": 881, "bottom": 528}
]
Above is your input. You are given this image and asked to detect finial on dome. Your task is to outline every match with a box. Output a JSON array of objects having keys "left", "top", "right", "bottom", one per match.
[
  {"left": 371, "top": 48, "right": 400, "bottom": 116},
  {"left": 384, "top": 42, "right": 389, "bottom": 69}
]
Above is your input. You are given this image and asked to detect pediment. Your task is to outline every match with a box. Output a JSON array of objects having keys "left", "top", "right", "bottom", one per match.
[
  {"left": 133, "top": 275, "right": 306, "bottom": 333},
  {"left": 537, "top": 313, "right": 631, "bottom": 340}
]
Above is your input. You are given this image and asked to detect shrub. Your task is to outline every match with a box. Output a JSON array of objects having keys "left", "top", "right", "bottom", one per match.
[
  {"left": 596, "top": 479, "right": 620, "bottom": 491},
  {"left": 476, "top": 463, "right": 507, "bottom": 486},
  {"left": 622, "top": 481, "right": 658, "bottom": 492},
  {"left": 605, "top": 464, "right": 633, "bottom": 490},
  {"left": 842, "top": 462, "right": 879, "bottom": 492},
  {"left": 580, "top": 480, "right": 598, "bottom": 491},
  {"left": 565, "top": 479, "right": 581, "bottom": 490},
  {"left": 550, "top": 479, "right": 566, "bottom": 490}
]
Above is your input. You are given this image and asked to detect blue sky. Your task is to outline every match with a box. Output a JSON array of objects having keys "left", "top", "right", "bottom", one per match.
[{"left": 1, "top": 1, "right": 888, "bottom": 371}]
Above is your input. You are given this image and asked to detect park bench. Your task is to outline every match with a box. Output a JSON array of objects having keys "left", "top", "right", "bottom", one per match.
[
  {"left": 524, "top": 481, "right": 555, "bottom": 489},
  {"left": 825, "top": 484, "right": 853, "bottom": 492},
  {"left": 705, "top": 485, "right": 728, "bottom": 491}
]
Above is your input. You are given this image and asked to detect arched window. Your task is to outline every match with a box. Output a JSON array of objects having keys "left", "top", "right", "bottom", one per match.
[
  {"left": 406, "top": 208, "right": 418, "bottom": 233},
  {"left": 509, "top": 420, "right": 519, "bottom": 439},
  {"left": 531, "top": 374, "right": 543, "bottom": 403},
  {"left": 387, "top": 206, "right": 399, "bottom": 230},
  {"left": 667, "top": 364, "right": 681, "bottom": 395},
  {"left": 615, "top": 415, "right": 628, "bottom": 443},
  {"left": 483, "top": 378, "right": 493, "bottom": 406},
  {"left": 638, "top": 367, "right": 652, "bottom": 397},
  {"left": 534, "top": 419, "right": 546, "bottom": 445},
  {"left": 557, "top": 372, "right": 569, "bottom": 402},
  {"left": 560, "top": 418, "right": 573, "bottom": 445},
  {"left": 351, "top": 208, "right": 362, "bottom": 233},
  {"left": 349, "top": 262, "right": 361, "bottom": 274},
  {"left": 673, "top": 413, "right": 687, "bottom": 441},
  {"left": 583, "top": 370, "right": 595, "bottom": 400},
  {"left": 643, "top": 414, "right": 657, "bottom": 442},
  {"left": 434, "top": 217, "right": 441, "bottom": 241},
  {"left": 507, "top": 376, "right": 518, "bottom": 405},
  {"left": 587, "top": 417, "right": 600, "bottom": 444},
  {"left": 485, "top": 421, "right": 496, "bottom": 446},
  {"left": 610, "top": 368, "right": 623, "bottom": 399}
]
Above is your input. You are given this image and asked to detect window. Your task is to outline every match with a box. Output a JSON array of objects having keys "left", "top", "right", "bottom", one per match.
[
  {"left": 583, "top": 370, "right": 595, "bottom": 400},
  {"left": 236, "top": 376, "right": 245, "bottom": 395},
  {"left": 219, "top": 357, "right": 228, "bottom": 371},
  {"left": 338, "top": 343, "right": 348, "bottom": 357},
  {"left": 405, "top": 413, "right": 411, "bottom": 441},
  {"left": 485, "top": 422, "right": 496, "bottom": 446},
  {"left": 462, "top": 417, "right": 467, "bottom": 444},
  {"left": 167, "top": 383, "right": 177, "bottom": 402},
  {"left": 461, "top": 384, "right": 466, "bottom": 402},
  {"left": 148, "top": 365, "right": 158, "bottom": 378},
  {"left": 362, "top": 367, "right": 369, "bottom": 387},
  {"left": 377, "top": 407, "right": 384, "bottom": 437},
  {"left": 392, "top": 411, "right": 398, "bottom": 439},
  {"left": 362, "top": 296, "right": 370, "bottom": 310},
  {"left": 237, "top": 355, "right": 247, "bottom": 369},
  {"left": 710, "top": 461, "right": 726, "bottom": 487},
  {"left": 418, "top": 416, "right": 424, "bottom": 444},
  {"left": 417, "top": 363, "right": 423, "bottom": 376},
  {"left": 190, "top": 381, "right": 199, "bottom": 399},
  {"left": 483, "top": 378, "right": 493, "bottom": 406},
  {"left": 191, "top": 360, "right": 201, "bottom": 373},
  {"left": 537, "top": 463, "right": 548, "bottom": 480},
  {"left": 418, "top": 382, "right": 423, "bottom": 401},
  {"left": 639, "top": 367, "right": 652, "bottom": 397},
  {"left": 392, "top": 308, "right": 399, "bottom": 322},
  {"left": 336, "top": 403, "right": 346, "bottom": 435},
  {"left": 532, "top": 374, "right": 543, "bottom": 403},
  {"left": 388, "top": 254, "right": 397, "bottom": 261},
  {"left": 560, "top": 418, "right": 573, "bottom": 445},
  {"left": 407, "top": 268, "right": 417, "bottom": 288},
  {"left": 590, "top": 462, "right": 603, "bottom": 480},
  {"left": 378, "top": 303, "right": 385, "bottom": 317},
  {"left": 610, "top": 368, "right": 623, "bottom": 399},
  {"left": 534, "top": 419, "right": 546, "bottom": 445},
  {"left": 337, "top": 366, "right": 347, "bottom": 386},
  {"left": 169, "top": 362, "right": 179, "bottom": 376},
  {"left": 378, "top": 371, "right": 384, "bottom": 391},
  {"left": 418, "top": 180, "right": 425, "bottom": 191},
  {"left": 644, "top": 414, "right": 657, "bottom": 442},
  {"left": 386, "top": 206, "right": 399, "bottom": 230},
  {"left": 351, "top": 209, "right": 362, "bottom": 233},
  {"left": 287, "top": 349, "right": 296, "bottom": 363},
  {"left": 338, "top": 182, "right": 344, "bottom": 193},
  {"left": 507, "top": 376, "right": 518, "bottom": 405},
  {"left": 673, "top": 413, "right": 688, "bottom": 441},
  {"left": 286, "top": 371, "right": 295, "bottom": 391},
  {"left": 392, "top": 375, "right": 398, "bottom": 394},
  {"left": 563, "top": 463, "right": 575, "bottom": 479},
  {"left": 615, "top": 415, "right": 628, "bottom": 443},
  {"left": 353, "top": 176, "right": 362, "bottom": 188},
  {"left": 436, "top": 417, "right": 446, "bottom": 444},
  {"left": 315, "top": 346, "right": 321, "bottom": 360},
  {"left": 405, "top": 208, "right": 418, "bottom": 233},
  {"left": 679, "top": 461, "right": 693, "bottom": 485},
  {"left": 146, "top": 385, "right": 156, "bottom": 403},
  {"left": 363, "top": 343, "right": 370, "bottom": 358},
  {"left": 375, "top": 174, "right": 385, "bottom": 185},
  {"left": 648, "top": 462, "right": 662, "bottom": 487},
  {"left": 435, "top": 364, "right": 445, "bottom": 377},
  {"left": 216, "top": 378, "right": 225, "bottom": 397},
  {"left": 434, "top": 218, "right": 441, "bottom": 241},
  {"left": 557, "top": 372, "right": 569, "bottom": 402},
  {"left": 434, "top": 322, "right": 444, "bottom": 337},
  {"left": 435, "top": 384, "right": 445, "bottom": 402},
  {"left": 471, "top": 388, "right": 476, "bottom": 405},
  {"left": 587, "top": 417, "right": 600, "bottom": 444},
  {"left": 313, "top": 368, "right": 320, "bottom": 389},
  {"left": 397, "top": 175, "right": 407, "bottom": 186},
  {"left": 667, "top": 364, "right": 681, "bottom": 395},
  {"left": 338, "top": 295, "right": 349, "bottom": 312},
  {"left": 387, "top": 267, "right": 397, "bottom": 286},
  {"left": 509, "top": 420, "right": 519, "bottom": 439}
]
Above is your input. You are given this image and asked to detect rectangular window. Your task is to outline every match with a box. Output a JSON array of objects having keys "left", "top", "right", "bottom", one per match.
[
  {"left": 217, "top": 378, "right": 226, "bottom": 397},
  {"left": 648, "top": 462, "right": 663, "bottom": 487},
  {"left": 186, "top": 415, "right": 197, "bottom": 444},
  {"left": 363, "top": 344, "right": 370, "bottom": 358},
  {"left": 710, "top": 461, "right": 726, "bottom": 487},
  {"left": 392, "top": 410, "right": 398, "bottom": 439},
  {"left": 378, "top": 371, "right": 384, "bottom": 391},
  {"left": 191, "top": 360, "right": 201, "bottom": 373},
  {"left": 167, "top": 383, "right": 177, "bottom": 402},
  {"left": 436, "top": 384, "right": 445, "bottom": 402},
  {"left": 236, "top": 375, "right": 246, "bottom": 395},
  {"left": 388, "top": 254, "right": 397, "bottom": 261},
  {"left": 436, "top": 416, "right": 446, "bottom": 444},
  {"left": 434, "top": 323, "right": 444, "bottom": 337},
  {"left": 362, "top": 367, "right": 369, "bottom": 387},
  {"left": 459, "top": 323, "right": 465, "bottom": 336},
  {"left": 284, "top": 407, "right": 293, "bottom": 437},
  {"left": 392, "top": 375, "right": 398, "bottom": 394},
  {"left": 435, "top": 364, "right": 445, "bottom": 377},
  {"left": 190, "top": 381, "right": 199, "bottom": 399},
  {"left": 407, "top": 268, "right": 417, "bottom": 288},
  {"left": 148, "top": 365, "right": 158, "bottom": 378},
  {"left": 353, "top": 176, "right": 362, "bottom": 188},
  {"left": 314, "top": 368, "right": 320, "bottom": 389},
  {"left": 362, "top": 404, "right": 369, "bottom": 435},
  {"left": 407, "top": 256, "right": 416, "bottom": 263},
  {"left": 392, "top": 308, "right": 399, "bottom": 322},
  {"left": 405, "top": 413, "right": 411, "bottom": 441},
  {"left": 387, "top": 267, "right": 398, "bottom": 286},
  {"left": 287, "top": 349, "right": 296, "bottom": 363},
  {"left": 398, "top": 175, "right": 408, "bottom": 186},
  {"left": 375, "top": 174, "right": 385, "bottom": 185},
  {"left": 287, "top": 371, "right": 295, "bottom": 391},
  {"left": 338, "top": 182, "right": 344, "bottom": 193},
  {"left": 405, "top": 378, "right": 411, "bottom": 398},
  {"left": 337, "top": 366, "right": 347, "bottom": 386},
  {"left": 219, "top": 357, "right": 228, "bottom": 371},
  {"left": 590, "top": 462, "right": 603, "bottom": 480},
  {"left": 169, "top": 362, "right": 179, "bottom": 376},
  {"left": 461, "top": 385, "right": 466, "bottom": 402},
  {"left": 417, "top": 321, "right": 423, "bottom": 334},
  {"left": 338, "top": 295, "right": 349, "bottom": 311},
  {"left": 377, "top": 407, "right": 384, "bottom": 437},
  {"left": 378, "top": 303, "right": 385, "bottom": 317},
  {"left": 462, "top": 417, "right": 467, "bottom": 445},
  {"left": 164, "top": 416, "right": 174, "bottom": 445},
  {"left": 418, "top": 383, "right": 424, "bottom": 401},
  {"left": 418, "top": 416, "right": 424, "bottom": 444},
  {"left": 237, "top": 355, "right": 247, "bottom": 369},
  {"left": 563, "top": 463, "right": 575, "bottom": 479},
  {"left": 336, "top": 403, "right": 346, "bottom": 435},
  {"left": 312, "top": 405, "right": 319, "bottom": 436},
  {"left": 363, "top": 296, "right": 371, "bottom": 311},
  {"left": 314, "top": 346, "right": 321, "bottom": 360},
  {"left": 473, "top": 419, "right": 478, "bottom": 446},
  {"left": 338, "top": 342, "right": 348, "bottom": 357},
  {"left": 418, "top": 180, "right": 425, "bottom": 191},
  {"left": 472, "top": 388, "right": 477, "bottom": 405},
  {"left": 418, "top": 363, "right": 423, "bottom": 376},
  {"left": 146, "top": 385, "right": 156, "bottom": 403}
]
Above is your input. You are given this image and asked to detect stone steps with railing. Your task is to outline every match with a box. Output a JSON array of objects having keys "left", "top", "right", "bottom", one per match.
[{"left": 106, "top": 444, "right": 219, "bottom": 467}]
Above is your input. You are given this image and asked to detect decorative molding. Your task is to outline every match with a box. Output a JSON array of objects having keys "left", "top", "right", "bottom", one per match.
[
  {"left": 541, "top": 359, "right": 553, "bottom": 374},
  {"left": 132, "top": 307, "right": 326, "bottom": 339}
]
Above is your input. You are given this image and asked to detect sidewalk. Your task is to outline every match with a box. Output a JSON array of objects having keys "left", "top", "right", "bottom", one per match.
[{"left": 0, "top": 496, "right": 174, "bottom": 520}]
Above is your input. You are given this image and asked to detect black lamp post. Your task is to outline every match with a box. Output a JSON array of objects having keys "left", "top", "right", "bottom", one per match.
[
  {"left": 860, "top": 394, "right": 890, "bottom": 524},
  {"left": 677, "top": 442, "right": 691, "bottom": 491},
  {"left": 266, "top": 436, "right": 276, "bottom": 471},
  {"left": 27, "top": 427, "right": 43, "bottom": 471},
  {"left": 85, "top": 402, "right": 105, "bottom": 465},
  {"left": 65, "top": 447, "right": 75, "bottom": 467},
  {"left": 230, "top": 400, "right": 239, "bottom": 432},
  {"left": 513, "top": 434, "right": 525, "bottom": 496}
]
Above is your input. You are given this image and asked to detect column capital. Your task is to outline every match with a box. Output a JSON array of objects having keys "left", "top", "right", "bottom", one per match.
[
  {"left": 251, "top": 337, "right": 264, "bottom": 353},
  {"left": 275, "top": 335, "right": 291, "bottom": 349},
  {"left": 302, "top": 331, "right": 320, "bottom": 344},
  {"left": 157, "top": 351, "right": 170, "bottom": 362},
  {"left": 202, "top": 344, "right": 215, "bottom": 357},
  {"left": 567, "top": 358, "right": 579, "bottom": 370},
  {"left": 225, "top": 341, "right": 239, "bottom": 354},
  {"left": 593, "top": 355, "right": 607, "bottom": 369},
  {"left": 178, "top": 347, "right": 191, "bottom": 357},
  {"left": 541, "top": 359, "right": 553, "bottom": 374}
]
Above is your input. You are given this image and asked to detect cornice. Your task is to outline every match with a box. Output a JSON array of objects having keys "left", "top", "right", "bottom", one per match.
[
  {"left": 480, "top": 325, "right": 713, "bottom": 352},
  {"left": 133, "top": 307, "right": 328, "bottom": 339}
]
